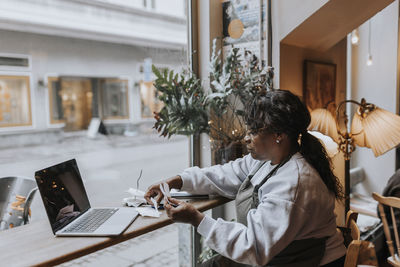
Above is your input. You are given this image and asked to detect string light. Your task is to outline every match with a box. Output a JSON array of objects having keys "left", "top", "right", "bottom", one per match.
[
  {"left": 367, "top": 54, "right": 373, "bottom": 66},
  {"left": 351, "top": 29, "right": 359, "bottom": 45},
  {"left": 367, "top": 20, "right": 373, "bottom": 66}
]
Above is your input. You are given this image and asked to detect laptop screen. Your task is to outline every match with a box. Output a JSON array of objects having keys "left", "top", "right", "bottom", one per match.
[{"left": 35, "top": 159, "right": 91, "bottom": 233}]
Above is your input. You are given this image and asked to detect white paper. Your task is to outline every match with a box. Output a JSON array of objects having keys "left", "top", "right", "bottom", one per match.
[
  {"left": 135, "top": 206, "right": 161, "bottom": 217},
  {"left": 123, "top": 197, "right": 145, "bottom": 207},
  {"left": 151, "top": 197, "right": 159, "bottom": 213},
  {"left": 123, "top": 188, "right": 147, "bottom": 207},
  {"left": 160, "top": 182, "right": 172, "bottom": 205}
]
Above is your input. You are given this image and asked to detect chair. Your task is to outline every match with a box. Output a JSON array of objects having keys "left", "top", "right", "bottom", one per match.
[
  {"left": 0, "top": 176, "right": 38, "bottom": 230},
  {"left": 373, "top": 192, "right": 400, "bottom": 266},
  {"left": 343, "top": 210, "right": 378, "bottom": 267},
  {"left": 347, "top": 210, "right": 360, "bottom": 243}
]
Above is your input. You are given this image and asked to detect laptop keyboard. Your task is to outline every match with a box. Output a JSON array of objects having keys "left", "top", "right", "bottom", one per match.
[{"left": 63, "top": 208, "right": 118, "bottom": 233}]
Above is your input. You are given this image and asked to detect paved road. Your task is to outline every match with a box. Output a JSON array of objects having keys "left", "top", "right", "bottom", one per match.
[{"left": 0, "top": 132, "right": 190, "bottom": 266}]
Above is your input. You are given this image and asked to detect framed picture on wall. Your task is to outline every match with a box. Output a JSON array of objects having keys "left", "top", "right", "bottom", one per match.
[
  {"left": 222, "top": 0, "right": 265, "bottom": 61},
  {"left": 303, "top": 60, "right": 336, "bottom": 112}
]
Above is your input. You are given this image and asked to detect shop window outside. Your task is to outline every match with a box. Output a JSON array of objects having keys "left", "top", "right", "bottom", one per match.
[
  {"left": 0, "top": 75, "right": 32, "bottom": 127},
  {"left": 140, "top": 80, "right": 163, "bottom": 119},
  {"left": 100, "top": 78, "right": 129, "bottom": 120},
  {"left": 48, "top": 77, "right": 129, "bottom": 130}
]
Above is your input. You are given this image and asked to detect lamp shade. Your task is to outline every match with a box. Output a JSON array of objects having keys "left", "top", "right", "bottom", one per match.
[
  {"left": 360, "top": 107, "right": 400, "bottom": 157},
  {"left": 351, "top": 112, "right": 369, "bottom": 147},
  {"left": 308, "top": 131, "right": 339, "bottom": 158},
  {"left": 308, "top": 108, "right": 339, "bottom": 142}
]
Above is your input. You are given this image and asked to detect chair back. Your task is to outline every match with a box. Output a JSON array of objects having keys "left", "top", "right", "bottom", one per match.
[
  {"left": 343, "top": 210, "right": 378, "bottom": 267},
  {"left": 0, "top": 176, "right": 38, "bottom": 230},
  {"left": 373, "top": 192, "right": 400, "bottom": 266},
  {"left": 346, "top": 210, "right": 360, "bottom": 242}
]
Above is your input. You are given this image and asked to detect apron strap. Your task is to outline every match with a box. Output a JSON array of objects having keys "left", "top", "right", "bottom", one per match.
[
  {"left": 248, "top": 161, "right": 267, "bottom": 180},
  {"left": 253, "top": 156, "right": 291, "bottom": 193},
  {"left": 252, "top": 155, "right": 293, "bottom": 207}
]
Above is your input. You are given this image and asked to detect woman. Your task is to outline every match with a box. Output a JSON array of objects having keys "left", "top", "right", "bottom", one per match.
[{"left": 145, "top": 89, "right": 346, "bottom": 267}]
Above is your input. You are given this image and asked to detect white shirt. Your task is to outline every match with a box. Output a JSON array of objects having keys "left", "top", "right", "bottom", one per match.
[{"left": 179, "top": 152, "right": 346, "bottom": 266}]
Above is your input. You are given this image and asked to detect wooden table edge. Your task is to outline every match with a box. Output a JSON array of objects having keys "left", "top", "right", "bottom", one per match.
[{"left": 28, "top": 197, "right": 231, "bottom": 267}]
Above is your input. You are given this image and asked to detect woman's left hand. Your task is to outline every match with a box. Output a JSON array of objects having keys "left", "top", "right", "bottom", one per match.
[{"left": 164, "top": 197, "right": 204, "bottom": 227}]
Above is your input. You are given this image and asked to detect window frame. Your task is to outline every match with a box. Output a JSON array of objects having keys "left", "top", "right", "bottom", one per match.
[{"left": 0, "top": 74, "right": 33, "bottom": 128}]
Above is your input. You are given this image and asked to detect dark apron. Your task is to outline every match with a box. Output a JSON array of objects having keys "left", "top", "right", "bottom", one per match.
[{"left": 200, "top": 159, "right": 327, "bottom": 267}]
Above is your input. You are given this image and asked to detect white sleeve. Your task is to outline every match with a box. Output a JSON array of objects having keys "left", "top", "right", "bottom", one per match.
[
  {"left": 179, "top": 154, "right": 257, "bottom": 199},
  {"left": 197, "top": 197, "right": 308, "bottom": 266}
]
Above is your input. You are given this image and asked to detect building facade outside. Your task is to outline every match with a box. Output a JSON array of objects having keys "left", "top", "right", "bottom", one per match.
[{"left": 0, "top": 0, "right": 187, "bottom": 147}]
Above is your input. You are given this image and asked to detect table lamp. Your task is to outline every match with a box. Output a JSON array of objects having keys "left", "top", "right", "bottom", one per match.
[{"left": 308, "top": 98, "right": 400, "bottom": 213}]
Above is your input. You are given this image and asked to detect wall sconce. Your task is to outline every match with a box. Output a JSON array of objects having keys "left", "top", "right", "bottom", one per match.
[
  {"left": 37, "top": 78, "right": 47, "bottom": 90},
  {"left": 309, "top": 99, "right": 400, "bottom": 214}
]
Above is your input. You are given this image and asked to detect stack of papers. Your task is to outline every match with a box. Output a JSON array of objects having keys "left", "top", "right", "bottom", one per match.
[{"left": 122, "top": 188, "right": 160, "bottom": 217}]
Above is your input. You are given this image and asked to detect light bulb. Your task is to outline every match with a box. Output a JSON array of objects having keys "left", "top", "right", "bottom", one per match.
[
  {"left": 351, "top": 29, "right": 359, "bottom": 45},
  {"left": 367, "top": 54, "right": 373, "bottom": 66}
]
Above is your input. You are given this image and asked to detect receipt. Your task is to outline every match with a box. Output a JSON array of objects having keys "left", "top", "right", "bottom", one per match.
[
  {"left": 135, "top": 207, "right": 161, "bottom": 217},
  {"left": 159, "top": 182, "right": 172, "bottom": 204},
  {"left": 135, "top": 198, "right": 161, "bottom": 217},
  {"left": 123, "top": 188, "right": 147, "bottom": 207}
]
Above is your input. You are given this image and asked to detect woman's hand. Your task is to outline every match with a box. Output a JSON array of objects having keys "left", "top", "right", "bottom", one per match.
[
  {"left": 165, "top": 197, "right": 204, "bottom": 227},
  {"left": 144, "top": 175, "right": 183, "bottom": 204}
]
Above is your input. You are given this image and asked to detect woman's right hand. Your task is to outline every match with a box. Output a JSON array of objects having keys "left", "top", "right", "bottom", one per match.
[{"left": 144, "top": 175, "right": 183, "bottom": 204}]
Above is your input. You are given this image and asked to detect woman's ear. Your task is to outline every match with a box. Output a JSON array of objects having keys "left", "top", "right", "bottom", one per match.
[
  {"left": 272, "top": 133, "right": 281, "bottom": 144},
  {"left": 274, "top": 133, "right": 287, "bottom": 143}
]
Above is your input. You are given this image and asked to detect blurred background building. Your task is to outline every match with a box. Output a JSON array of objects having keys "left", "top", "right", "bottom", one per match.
[{"left": 0, "top": 0, "right": 187, "bottom": 146}]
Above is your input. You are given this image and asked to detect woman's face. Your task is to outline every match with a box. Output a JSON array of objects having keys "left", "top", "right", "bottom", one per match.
[{"left": 245, "top": 129, "right": 279, "bottom": 161}]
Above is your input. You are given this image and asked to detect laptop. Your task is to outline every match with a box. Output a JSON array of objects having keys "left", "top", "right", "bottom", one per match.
[{"left": 34, "top": 159, "right": 139, "bottom": 236}]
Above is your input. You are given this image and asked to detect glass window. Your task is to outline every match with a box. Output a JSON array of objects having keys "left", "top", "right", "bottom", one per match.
[
  {"left": 2, "top": 0, "right": 190, "bottom": 265},
  {"left": 100, "top": 78, "right": 129, "bottom": 119},
  {"left": 48, "top": 76, "right": 64, "bottom": 124},
  {"left": 0, "top": 75, "right": 32, "bottom": 127},
  {"left": 140, "top": 81, "right": 162, "bottom": 118},
  {"left": 48, "top": 77, "right": 129, "bottom": 127}
]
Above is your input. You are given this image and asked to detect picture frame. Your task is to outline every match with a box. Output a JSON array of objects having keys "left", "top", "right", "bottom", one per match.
[{"left": 303, "top": 60, "right": 336, "bottom": 111}]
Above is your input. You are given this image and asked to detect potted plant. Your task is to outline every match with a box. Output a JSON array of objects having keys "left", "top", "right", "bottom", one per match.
[{"left": 152, "top": 39, "right": 274, "bottom": 164}]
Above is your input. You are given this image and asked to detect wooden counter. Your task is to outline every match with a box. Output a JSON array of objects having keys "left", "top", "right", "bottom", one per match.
[{"left": 0, "top": 197, "right": 230, "bottom": 267}]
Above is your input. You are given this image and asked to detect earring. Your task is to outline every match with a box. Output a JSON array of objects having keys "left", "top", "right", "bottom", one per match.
[{"left": 276, "top": 139, "right": 280, "bottom": 144}]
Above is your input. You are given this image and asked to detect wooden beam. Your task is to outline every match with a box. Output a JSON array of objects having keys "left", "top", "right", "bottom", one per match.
[{"left": 281, "top": 0, "right": 394, "bottom": 51}]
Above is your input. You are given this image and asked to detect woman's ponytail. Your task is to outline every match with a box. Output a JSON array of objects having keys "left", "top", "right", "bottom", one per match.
[{"left": 299, "top": 132, "right": 344, "bottom": 199}]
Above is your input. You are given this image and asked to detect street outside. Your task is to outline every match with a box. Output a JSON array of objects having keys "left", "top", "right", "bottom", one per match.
[{"left": 0, "top": 130, "right": 190, "bottom": 267}]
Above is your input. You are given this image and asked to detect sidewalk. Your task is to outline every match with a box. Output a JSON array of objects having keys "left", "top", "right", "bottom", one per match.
[{"left": 59, "top": 224, "right": 179, "bottom": 267}]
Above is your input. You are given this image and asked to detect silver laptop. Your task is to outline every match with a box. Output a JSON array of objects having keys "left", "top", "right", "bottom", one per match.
[{"left": 35, "top": 159, "right": 138, "bottom": 236}]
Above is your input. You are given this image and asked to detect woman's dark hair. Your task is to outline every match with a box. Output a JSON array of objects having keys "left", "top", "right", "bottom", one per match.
[{"left": 244, "top": 89, "right": 344, "bottom": 199}]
